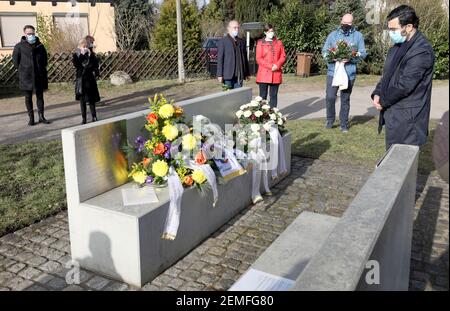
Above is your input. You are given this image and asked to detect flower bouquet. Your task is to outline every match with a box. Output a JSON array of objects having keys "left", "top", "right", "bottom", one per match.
[
  {"left": 127, "top": 94, "right": 210, "bottom": 192},
  {"left": 234, "top": 96, "right": 287, "bottom": 149},
  {"left": 326, "top": 39, "right": 360, "bottom": 63}
]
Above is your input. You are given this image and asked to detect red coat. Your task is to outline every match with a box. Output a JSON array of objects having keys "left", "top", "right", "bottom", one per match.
[{"left": 256, "top": 38, "right": 286, "bottom": 84}]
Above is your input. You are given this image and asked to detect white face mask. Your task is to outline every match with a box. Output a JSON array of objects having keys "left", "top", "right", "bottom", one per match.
[{"left": 265, "top": 31, "right": 275, "bottom": 40}]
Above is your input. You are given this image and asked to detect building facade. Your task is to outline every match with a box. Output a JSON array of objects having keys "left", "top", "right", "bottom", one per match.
[{"left": 0, "top": 0, "right": 116, "bottom": 56}]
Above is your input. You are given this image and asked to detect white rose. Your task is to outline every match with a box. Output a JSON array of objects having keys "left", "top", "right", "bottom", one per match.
[
  {"left": 278, "top": 119, "right": 283, "bottom": 125},
  {"left": 236, "top": 110, "right": 244, "bottom": 118},
  {"left": 270, "top": 114, "right": 277, "bottom": 120},
  {"left": 255, "top": 96, "right": 263, "bottom": 102},
  {"left": 263, "top": 123, "right": 272, "bottom": 131},
  {"left": 251, "top": 124, "right": 261, "bottom": 133},
  {"left": 250, "top": 100, "right": 260, "bottom": 107},
  {"left": 243, "top": 110, "right": 252, "bottom": 118},
  {"left": 254, "top": 111, "right": 263, "bottom": 117},
  {"left": 273, "top": 108, "right": 279, "bottom": 113},
  {"left": 262, "top": 105, "right": 270, "bottom": 110},
  {"left": 240, "top": 104, "right": 248, "bottom": 110}
]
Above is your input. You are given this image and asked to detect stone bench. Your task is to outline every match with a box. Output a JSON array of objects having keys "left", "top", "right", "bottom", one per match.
[
  {"left": 229, "top": 212, "right": 339, "bottom": 291},
  {"left": 231, "top": 144, "right": 419, "bottom": 291},
  {"left": 61, "top": 87, "right": 292, "bottom": 287}
]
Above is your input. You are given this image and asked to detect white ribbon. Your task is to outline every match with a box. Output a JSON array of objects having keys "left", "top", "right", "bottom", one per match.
[
  {"left": 332, "top": 61, "right": 348, "bottom": 91},
  {"left": 162, "top": 167, "right": 184, "bottom": 240},
  {"left": 276, "top": 129, "right": 288, "bottom": 177},
  {"left": 187, "top": 161, "right": 218, "bottom": 207},
  {"left": 248, "top": 137, "right": 271, "bottom": 204}
]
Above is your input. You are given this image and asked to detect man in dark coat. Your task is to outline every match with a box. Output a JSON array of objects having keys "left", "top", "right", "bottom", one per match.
[
  {"left": 12, "top": 25, "right": 50, "bottom": 126},
  {"left": 372, "top": 5, "right": 435, "bottom": 150},
  {"left": 216, "top": 20, "right": 250, "bottom": 89}
]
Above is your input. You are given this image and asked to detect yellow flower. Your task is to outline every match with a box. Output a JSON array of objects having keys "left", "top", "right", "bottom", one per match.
[
  {"left": 192, "top": 170, "right": 207, "bottom": 184},
  {"left": 132, "top": 171, "right": 147, "bottom": 184},
  {"left": 144, "top": 140, "right": 154, "bottom": 151},
  {"left": 182, "top": 134, "right": 197, "bottom": 151},
  {"left": 152, "top": 160, "right": 169, "bottom": 177},
  {"left": 162, "top": 124, "right": 179, "bottom": 141},
  {"left": 158, "top": 104, "right": 175, "bottom": 119}
]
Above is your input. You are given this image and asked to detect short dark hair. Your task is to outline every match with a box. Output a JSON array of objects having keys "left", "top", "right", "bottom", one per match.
[
  {"left": 263, "top": 24, "right": 274, "bottom": 32},
  {"left": 23, "top": 25, "right": 35, "bottom": 32},
  {"left": 387, "top": 5, "right": 419, "bottom": 28}
]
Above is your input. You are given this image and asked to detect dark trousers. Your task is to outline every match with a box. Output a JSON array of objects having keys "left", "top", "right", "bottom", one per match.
[
  {"left": 224, "top": 77, "right": 243, "bottom": 89},
  {"left": 24, "top": 89, "right": 44, "bottom": 113},
  {"left": 258, "top": 83, "right": 280, "bottom": 108},
  {"left": 326, "top": 75, "right": 355, "bottom": 128},
  {"left": 80, "top": 97, "right": 97, "bottom": 121}
]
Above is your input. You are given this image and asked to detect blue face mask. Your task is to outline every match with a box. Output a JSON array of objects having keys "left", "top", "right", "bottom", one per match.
[
  {"left": 389, "top": 30, "right": 406, "bottom": 44},
  {"left": 26, "top": 34, "right": 36, "bottom": 44},
  {"left": 231, "top": 30, "right": 238, "bottom": 38}
]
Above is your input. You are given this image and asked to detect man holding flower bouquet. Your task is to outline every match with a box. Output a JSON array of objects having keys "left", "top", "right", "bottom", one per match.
[{"left": 322, "top": 14, "right": 367, "bottom": 132}]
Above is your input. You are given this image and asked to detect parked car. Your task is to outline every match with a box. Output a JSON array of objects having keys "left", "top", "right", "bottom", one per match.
[{"left": 202, "top": 37, "right": 220, "bottom": 63}]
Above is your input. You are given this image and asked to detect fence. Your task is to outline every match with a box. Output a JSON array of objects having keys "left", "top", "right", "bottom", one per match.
[{"left": 0, "top": 46, "right": 324, "bottom": 87}]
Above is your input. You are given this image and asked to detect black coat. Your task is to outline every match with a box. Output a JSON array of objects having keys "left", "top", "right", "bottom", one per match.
[
  {"left": 72, "top": 49, "right": 100, "bottom": 103},
  {"left": 216, "top": 35, "right": 250, "bottom": 80},
  {"left": 12, "top": 36, "right": 48, "bottom": 91},
  {"left": 372, "top": 31, "right": 435, "bottom": 149}
]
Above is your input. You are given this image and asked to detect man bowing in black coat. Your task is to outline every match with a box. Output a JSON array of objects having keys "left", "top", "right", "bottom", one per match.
[
  {"left": 12, "top": 25, "right": 50, "bottom": 126},
  {"left": 371, "top": 5, "right": 435, "bottom": 150}
]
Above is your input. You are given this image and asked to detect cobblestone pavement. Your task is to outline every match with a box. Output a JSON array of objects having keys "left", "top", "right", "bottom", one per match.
[{"left": 0, "top": 156, "right": 448, "bottom": 291}]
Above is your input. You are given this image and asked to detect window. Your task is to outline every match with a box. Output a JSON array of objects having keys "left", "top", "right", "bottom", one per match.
[
  {"left": 53, "top": 13, "right": 89, "bottom": 42},
  {"left": 0, "top": 14, "right": 37, "bottom": 48}
]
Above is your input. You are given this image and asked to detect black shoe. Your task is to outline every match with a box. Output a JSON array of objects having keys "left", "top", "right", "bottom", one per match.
[
  {"left": 92, "top": 116, "right": 98, "bottom": 122},
  {"left": 38, "top": 113, "right": 51, "bottom": 124},
  {"left": 325, "top": 121, "right": 334, "bottom": 129},
  {"left": 28, "top": 112, "right": 35, "bottom": 126},
  {"left": 82, "top": 118, "right": 87, "bottom": 125}
]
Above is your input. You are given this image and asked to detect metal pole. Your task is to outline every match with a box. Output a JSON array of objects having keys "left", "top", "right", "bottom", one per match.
[{"left": 176, "top": 0, "right": 185, "bottom": 83}]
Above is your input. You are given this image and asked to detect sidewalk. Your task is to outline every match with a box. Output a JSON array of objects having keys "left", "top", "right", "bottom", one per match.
[{"left": 0, "top": 80, "right": 448, "bottom": 144}]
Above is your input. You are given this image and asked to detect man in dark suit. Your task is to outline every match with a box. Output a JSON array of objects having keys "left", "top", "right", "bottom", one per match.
[
  {"left": 372, "top": 5, "right": 435, "bottom": 150},
  {"left": 216, "top": 20, "right": 250, "bottom": 89},
  {"left": 12, "top": 25, "right": 50, "bottom": 126}
]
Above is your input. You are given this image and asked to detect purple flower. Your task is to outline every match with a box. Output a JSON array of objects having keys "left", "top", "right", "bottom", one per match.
[
  {"left": 163, "top": 150, "right": 171, "bottom": 159},
  {"left": 135, "top": 136, "right": 145, "bottom": 145},
  {"left": 145, "top": 176, "right": 154, "bottom": 184},
  {"left": 135, "top": 136, "right": 146, "bottom": 153}
]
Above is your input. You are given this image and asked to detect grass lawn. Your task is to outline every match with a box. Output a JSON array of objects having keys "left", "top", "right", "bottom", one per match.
[{"left": 0, "top": 117, "right": 439, "bottom": 237}]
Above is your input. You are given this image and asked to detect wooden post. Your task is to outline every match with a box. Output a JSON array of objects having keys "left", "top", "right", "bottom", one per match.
[{"left": 176, "top": 0, "right": 185, "bottom": 84}]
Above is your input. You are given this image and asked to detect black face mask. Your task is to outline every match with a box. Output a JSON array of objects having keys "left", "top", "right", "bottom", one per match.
[{"left": 341, "top": 24, "right": 352, "bottom": 33}]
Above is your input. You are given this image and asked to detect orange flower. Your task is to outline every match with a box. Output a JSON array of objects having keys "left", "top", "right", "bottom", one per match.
[
  {"left": 153, "top": 142, "right": 166, "bottom": 155},
  {"left": 195, "top": 150, "right": 207, "bottom": 165},
  {"left": 183, "top": 175, "right": 194, "bottom": 186},
  {"left": 174, "top": 106, "right": 184, "bottom": 117},
  {"left": 146, "top": 113, "right": 158, "bottom": 124},
  {"left": 142, "top": 157, "right": 151, "bottom": 168}
]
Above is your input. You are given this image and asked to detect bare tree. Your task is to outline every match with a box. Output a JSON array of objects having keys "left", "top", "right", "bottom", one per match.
[{"left": 114, "top": 1, "right": 155, "bottom": 51}]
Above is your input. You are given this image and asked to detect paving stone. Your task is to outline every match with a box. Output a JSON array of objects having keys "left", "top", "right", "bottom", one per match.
[
  {"left": 212, "top": 278, "right": 235, "bottom": 291},
  {"left": 85, "top": 275, "right": 111, "bottom": 290},
  {"left": 39, "top": 261, "right": 62, "bottom": 273},
  {"left": 4, "top": 276, "right": 34, "bottom": 291},
  {"left": 46, "top": 277, "right": 69, "bottom": 290},
  {"left": 24, "top": 284, "right": 48, "bottom": 291},
  {"left": 63, "top": 285, "right": 85, "bottom": 291},
  {"left": 178, "top": 270, "right": 201, "bottom": 282},
  {"left": 7, "top": 262, "right": 26, "bottom": 274},
  {"left": 103, "top": 281, "right": 129, "bottom": 291},
  {"left": 19, "top": 267, "right": 43, "bottom": 280},
  {"left": 141, "top": 283, "right": 160, "bottom": 291}
]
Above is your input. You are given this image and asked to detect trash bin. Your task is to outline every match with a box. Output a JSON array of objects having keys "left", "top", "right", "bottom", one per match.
[{"left": 296, "top": 53, "right": 314, "bottom": 78}]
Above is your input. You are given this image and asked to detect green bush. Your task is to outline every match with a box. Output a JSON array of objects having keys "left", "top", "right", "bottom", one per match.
[{"left": 428, "top": 29, "right": 449, "bottom": 80}]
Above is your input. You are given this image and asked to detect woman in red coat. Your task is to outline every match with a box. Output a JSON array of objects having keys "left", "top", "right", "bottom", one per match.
[{"left": 256, "top": 24, "right": 286, "bottom": 108}]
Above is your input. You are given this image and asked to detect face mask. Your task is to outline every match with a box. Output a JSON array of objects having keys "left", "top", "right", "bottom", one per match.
[
  {"left": 266, "top": 32, "right": 275, "bottom": 40},
  {"left": 88, "top": 43, "right": 93, "bottom": 48},
  {"left": 389, "top": 30, "right": 406, "bottom": 44},
  {"left": 231, "top": 30, "right": 238, "bottom": 38},
  {"left": 341, "top": 24, "right": 352, "bottom": 33},
  {"left": 26, "top": 34, "right": 36, "bottom": 44}
]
